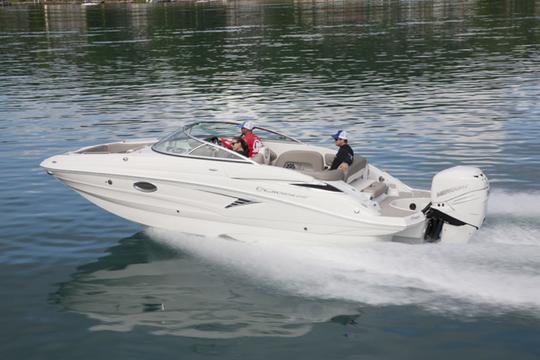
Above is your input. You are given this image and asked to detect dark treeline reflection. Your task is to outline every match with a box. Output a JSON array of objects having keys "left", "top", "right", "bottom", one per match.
[{"left": 1, "top": 0, "right": 538, "bottom": 83}]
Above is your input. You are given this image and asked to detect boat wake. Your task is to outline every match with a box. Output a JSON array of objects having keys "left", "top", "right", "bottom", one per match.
[
  {"left": 148, "top": 189, "right": 540, "bottom": 318},
  {"left": 487, "top": 189, "right": 540, "bottom": 218}
]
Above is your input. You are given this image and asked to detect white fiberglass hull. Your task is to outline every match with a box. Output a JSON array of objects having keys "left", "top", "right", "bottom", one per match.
[{"left": 50, "top": 168, "right": 423, "bottom": 244}]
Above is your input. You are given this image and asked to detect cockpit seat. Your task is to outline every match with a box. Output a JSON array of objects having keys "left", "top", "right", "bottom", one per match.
[
  {"left": 345, "top": 155, "right": 368, "bottom": 183},
  {"left": 301, "top": 155, "right": 367, "bottom": 183},
  {"left": 252, "top": 147, "right": 277, "bottom": 165},
  {"left": 275, "top": 150, "right": 325, "bottom": 171}
]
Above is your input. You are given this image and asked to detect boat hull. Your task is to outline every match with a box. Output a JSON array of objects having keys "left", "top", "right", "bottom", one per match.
[{"left": 48, "top": 167, "right": 422, "bottom": 244}]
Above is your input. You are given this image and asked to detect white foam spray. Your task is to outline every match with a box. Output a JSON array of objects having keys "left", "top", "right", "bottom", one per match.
[
  {"left": 487, "top": 189, "right": 540, "bottom": 218},
  {"left": 148, "top": 190, "right": 540, "bottom": 318}
]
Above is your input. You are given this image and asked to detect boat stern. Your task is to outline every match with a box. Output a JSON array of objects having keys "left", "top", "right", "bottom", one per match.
[{"left": 424, "top": 166, "right": 489, "bottom": 243}]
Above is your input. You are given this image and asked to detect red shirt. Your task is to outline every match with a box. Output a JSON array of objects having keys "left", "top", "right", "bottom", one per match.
[{"left": 243, "top": 132, "right": 263, "bottom": 157}]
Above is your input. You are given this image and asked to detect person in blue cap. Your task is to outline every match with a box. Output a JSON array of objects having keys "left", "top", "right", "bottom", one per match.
[{"left": 330, "top": 130, "right": 354, "bottom": 172}]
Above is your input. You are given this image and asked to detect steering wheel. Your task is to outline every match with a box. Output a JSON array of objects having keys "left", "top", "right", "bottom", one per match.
[{"left": 205, "top": 136, "right": 221, "bottom": 145}]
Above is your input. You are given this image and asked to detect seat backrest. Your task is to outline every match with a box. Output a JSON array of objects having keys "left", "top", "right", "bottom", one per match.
[
  {"left": 252, "top": 147, "right": 277, "bottom": 165},
  {"left": 345, "top": 155, "right": 368, "bottom": 183},
  {"left": 324, "top": 153, "right": 335, "bottom": 168},
  {"left": 252, "top": 153, "right": 265, "bottom": 164},
  {"left": 275, "top": 150, "right": 325, "bottom": 171},
  {"left": 268, "top": 148, "right": 277, "bottom": 163}
]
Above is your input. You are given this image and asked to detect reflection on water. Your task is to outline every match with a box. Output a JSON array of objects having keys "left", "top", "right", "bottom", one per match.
[{"left": 53, "top": 232, "right": 361, "bottom": 338}]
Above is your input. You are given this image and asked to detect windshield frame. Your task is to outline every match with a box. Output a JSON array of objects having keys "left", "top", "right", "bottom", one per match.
[{"left": 151, "top": 121, "right": 302, "bottom": 162}]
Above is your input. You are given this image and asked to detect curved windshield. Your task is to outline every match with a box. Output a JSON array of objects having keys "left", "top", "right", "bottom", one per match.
[
  {"left": 152, "top": 129, "right": 200, "bottom": 155},
  {"left": 152, "top": 121, "right": 301, "bottom": 161}
]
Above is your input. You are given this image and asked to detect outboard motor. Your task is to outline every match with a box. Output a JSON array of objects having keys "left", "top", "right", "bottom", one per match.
[{"left": 424, "top": 166, "right": 489, "bottom": 243}]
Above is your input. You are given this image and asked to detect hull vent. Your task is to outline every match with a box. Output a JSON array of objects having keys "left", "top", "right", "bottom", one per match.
[
  {"left": 225, "top": 198, "right": 257, "bottom": 209},
  {"left": 133, "top": 181, "right": 157, "bottom": 193}
]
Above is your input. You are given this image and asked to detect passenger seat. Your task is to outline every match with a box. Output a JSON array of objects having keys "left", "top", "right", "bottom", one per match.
[
  {"left": 252, "top": 147, "right": 277, "bottom": 165},
  {"left": 274, "top": 150, "right": 325, "bottom": 171}
]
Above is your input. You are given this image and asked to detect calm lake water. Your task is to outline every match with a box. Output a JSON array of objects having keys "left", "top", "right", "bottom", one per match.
[{"left": 1, "top": 0, "right": 540, "bottom": 359}]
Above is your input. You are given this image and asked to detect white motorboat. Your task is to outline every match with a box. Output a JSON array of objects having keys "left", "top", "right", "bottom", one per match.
[{"left": 40, "top": 121, "right": 489, "bottom": 244}]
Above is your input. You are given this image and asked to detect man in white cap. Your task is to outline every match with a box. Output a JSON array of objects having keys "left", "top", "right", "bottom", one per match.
[
  {"left": 240, "top": 120, "right": 263, "bottom": 158},
  {"left": 330, "top": 130, "right": 354, "bottom": 172}
]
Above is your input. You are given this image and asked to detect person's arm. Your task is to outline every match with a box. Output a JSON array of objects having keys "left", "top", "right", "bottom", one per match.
[
  {"left": 220, "top": 138, "right": 233, "bottom": 149},
  {"left": 330, "top": 147, "right": 347, "bottom": 170}
]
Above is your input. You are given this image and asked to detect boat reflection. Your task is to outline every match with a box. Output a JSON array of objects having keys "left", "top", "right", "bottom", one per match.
[{"left": 53, "top": 232, "right": 361, "bottom": 338}]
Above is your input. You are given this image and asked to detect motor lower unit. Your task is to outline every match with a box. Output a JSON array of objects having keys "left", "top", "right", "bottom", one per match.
[{"left": 424, "top": 166, "right": 489, "bottom": 243}]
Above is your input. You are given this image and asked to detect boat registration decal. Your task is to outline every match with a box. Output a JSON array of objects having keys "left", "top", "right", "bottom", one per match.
[
  {"left": 437, "top": 185, "right": 467, "bottom": 198},
  {"left": 256, "top": 186, "right": 308, "bottom": 199}
]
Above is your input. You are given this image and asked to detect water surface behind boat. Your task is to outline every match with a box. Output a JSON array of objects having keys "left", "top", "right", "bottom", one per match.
[{"left": 1, "top": 1, "right": 540, "bottom": 359}]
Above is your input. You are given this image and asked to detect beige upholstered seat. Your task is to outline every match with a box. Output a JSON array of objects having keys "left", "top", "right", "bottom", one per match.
[
  {"left": 345, "top": 155, "right": 368, "bottom": 183},
  {"left": 324, "top": 153, "right": 336, "bottom": 168},
  {"left": 252, "top": 153, "right": 264, "bottom": 164},
  {"left": 322, "top": 154, "right": 368, "bottom": 183},
  {"left": 252, "top": 147, "right": 277, "bottom": 164},
  {"left": 275, "top": 150, "right": 367, "bottom": 183},
  {"left": 275, "top": 150, "right": 325, "bottom": 171}
]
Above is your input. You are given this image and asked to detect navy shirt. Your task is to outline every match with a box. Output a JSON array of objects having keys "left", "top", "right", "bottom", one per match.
[{"left": 330, "top": 144, "right": 354, "bottom": 170}]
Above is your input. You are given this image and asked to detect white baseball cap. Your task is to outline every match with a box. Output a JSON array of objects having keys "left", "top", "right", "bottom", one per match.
[
  {"left": 239, "top": 120, "right": 254, "bottom": 130},
  {"left": 331, "top": 130, "right": 347, "bottom": 140}
]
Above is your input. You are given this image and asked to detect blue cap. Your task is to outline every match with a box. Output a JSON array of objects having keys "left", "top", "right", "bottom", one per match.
[{"left": 331, "top": 130, "right": 348, "bottom": 140}]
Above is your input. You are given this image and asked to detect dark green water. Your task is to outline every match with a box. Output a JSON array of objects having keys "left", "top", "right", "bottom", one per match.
[{"left": 1, "top": 1, "right": 540, "bottom": 359}]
